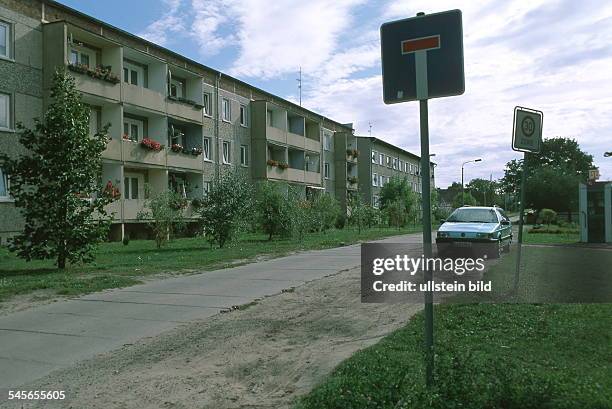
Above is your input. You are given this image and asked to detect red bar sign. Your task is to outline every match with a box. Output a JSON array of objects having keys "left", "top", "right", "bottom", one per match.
[{"left": 401, "top": 35, "right": 440, "bottom": 54}]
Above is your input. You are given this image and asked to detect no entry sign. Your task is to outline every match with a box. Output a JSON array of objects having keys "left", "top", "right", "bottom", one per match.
[
  {"left": 512, "top": 106, "right": 543, "bottom": 153},
  {"left": 381, "top": 10, "right": 464, "bottom": 103}
]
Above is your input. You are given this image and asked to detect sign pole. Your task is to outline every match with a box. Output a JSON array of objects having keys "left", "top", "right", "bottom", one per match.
[
  {"left": 513, "top": 152, "right": 528, "bottom": 293},
  {"left": 419, "top": 98, "right": 434, "bottom": 387}
]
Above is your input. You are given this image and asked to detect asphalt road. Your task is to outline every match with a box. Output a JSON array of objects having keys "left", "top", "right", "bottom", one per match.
[{"left": 0, "top": 233, "right": 425, "bottom": 390}]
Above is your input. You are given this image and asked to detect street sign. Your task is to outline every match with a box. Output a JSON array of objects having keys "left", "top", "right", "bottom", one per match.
[
  {"left": 381, "top": 9, "right": 464, "bottom": 103},
  {"left": 512, "top": 107, "right": 543, "bottom": 153},
  {"left": 379, "top": 9, "right": 465, "bottom": 389}
]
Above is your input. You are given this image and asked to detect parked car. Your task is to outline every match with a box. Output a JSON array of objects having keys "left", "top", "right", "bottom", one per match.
[{"left": 436, "top": 206, "right": 513, "bottom": 258}]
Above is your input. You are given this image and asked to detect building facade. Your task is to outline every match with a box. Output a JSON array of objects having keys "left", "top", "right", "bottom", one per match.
[
  {"left": 0, "top": 0, "right": 431, "bottom": 243},
  {"left": 356, "top": 136, "right": 435, "bottom": 210}
]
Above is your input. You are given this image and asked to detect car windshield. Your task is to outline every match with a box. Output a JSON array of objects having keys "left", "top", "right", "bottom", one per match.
[{"left": 447, "top": 208, "right": 499, "bottom": 223}]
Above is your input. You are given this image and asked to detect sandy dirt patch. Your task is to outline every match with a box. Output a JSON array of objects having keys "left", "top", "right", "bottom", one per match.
[{"left": 3, "top": 267, "right": 421, "bottom": 409}]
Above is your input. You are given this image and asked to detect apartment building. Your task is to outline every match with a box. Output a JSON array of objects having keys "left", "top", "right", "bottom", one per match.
[
  {"left": 0, "top": 0, "right": 432, "bottom": 244},
  {"left": 0, "top": 0, "right": 359, "bottom": 243},
  {"left": 356, "top": 136, "right": 435, "bottom": 209}
]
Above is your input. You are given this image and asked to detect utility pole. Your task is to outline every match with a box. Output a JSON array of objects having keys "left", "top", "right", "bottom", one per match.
[
  {"left": 297, "top": 66, "right": 302, "bottom": 106},
  {"left": 368, "top": 122, "right": 372, "bottom": 137}
]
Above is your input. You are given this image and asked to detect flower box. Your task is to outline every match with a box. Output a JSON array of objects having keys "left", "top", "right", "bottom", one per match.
[
  {"left": 171, "top": 143, "right": 184, "bottom": 153},
  {"left": 68, "top": 63, "right": 120, "bottom": 84},
  {"left": 140, "top": 137, "right": 164, "bottom": 152}
]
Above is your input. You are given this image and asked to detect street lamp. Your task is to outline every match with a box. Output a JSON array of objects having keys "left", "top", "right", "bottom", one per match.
[
  {"left": 604, "top": 152, "right": 612, "bottom": 157},
  {"left": 461, "top": 158, "right": 482, "bottom": 205}
]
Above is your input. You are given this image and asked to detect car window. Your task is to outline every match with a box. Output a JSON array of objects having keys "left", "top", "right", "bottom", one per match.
[
  {"left": 498, "top": 209, "right": 509, "bottom": 221},
  {"left": 447, "top": 208, "right": 499, "bottom": 223}
]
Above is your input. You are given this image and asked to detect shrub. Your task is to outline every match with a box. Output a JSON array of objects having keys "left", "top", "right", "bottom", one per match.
[
  {"left": 540, "top": 208, "right": 557, "bottom": 226},
  {"left": 335, "top": 213, "right": 346, "bottom": 230},
  {"left": 198, "top": 170, "right": 253, "bottom": 248},
  {"left": 255, "top": 182, "right": 292, "bottom": 240},
  {"left": 310, "top": 194, "right": 340, "bottom": 232},
  {"left": 137, "top": 187, "right": 186, "bottom": 249}
]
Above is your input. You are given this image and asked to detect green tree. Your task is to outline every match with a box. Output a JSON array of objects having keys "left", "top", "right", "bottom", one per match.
[
  {"left": 198, "top": 170, "right": 253, "bottom": 248},
  {"left": 524, "top": 166, "right": 581, "bottom": 216},
  {"left": 384, "top": 199, "right": 406, "bottom": 229},
  {"left": 540, "top": 208, "right": 557, "bottom": 226},
  {"left": 465, "top": 178, "right": 501, "bottom": 206},
  {"left": 0, "top": 70, "right": 113, "bottom": 268},
  {"left": 137, "top": 187, "right": 186, "bottom": 248},
  {"left": 255, "top": 181, "right": 292, "bottom": 240},
  {"left": 452, "top": 192, "right": 477, "bottom": 209},
  {"left": 379, "top": 176, "right": 417, "bottom": 223},
  {"left": 501, "top": 137, "right": 594, "bottom": 195},
  {"left": 347, "top": 192, "right": 368, "bottom": 233},
  {"left": 310, "top": 194, "right": 340, "bottom": 232}
]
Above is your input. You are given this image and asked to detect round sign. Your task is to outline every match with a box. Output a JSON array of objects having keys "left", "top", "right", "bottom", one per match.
[{"left": 521, "top": 116, "right": 535, "bottom": 137}]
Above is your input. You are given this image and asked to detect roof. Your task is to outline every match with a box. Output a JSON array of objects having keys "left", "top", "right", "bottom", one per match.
[
  {"left": 356, "top": 136, "right": 436, "bottom": 165},
  {"left": 43, "top": 0, "right": 351, "bottom": 132}
]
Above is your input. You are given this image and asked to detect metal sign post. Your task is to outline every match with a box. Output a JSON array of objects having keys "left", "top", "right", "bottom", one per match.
[
  {"left": 381, "top": 9, "right": 464, "bottom": 387},
  {"left": 511, "top": 107, "right": 543, "bottom": 293}
]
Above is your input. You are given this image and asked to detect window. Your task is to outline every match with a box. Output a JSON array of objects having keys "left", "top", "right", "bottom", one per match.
[
  {"left": 372, "top": 173, "right": 377, "bottom": 187},
  {"left": 373, "top": 195, "right": 380, "bottom": 209},
  {"left": 266, "top": 110, "right": 273, "bottom": 126},
  {"left": 203, "top": 137, "right": 211, "bottom": 161},
  {"left": 393, "top": 158, "right": 398, "bottom": 170},
  {"left": 379, "top": 153, "right": 384, "bottom": 165},
  {"left": 69, "top": 44, "right": 95, "bottom": 67},
  {"left": 222, "top": 141, "right": 231, "bottom": 164},
  {"left": 203, "top": 92, "right": 212, "bottom": 116},
  {"left": 123, "top": 175, "right": 141, "bottom": 200},
  {"left": 240, "top": 145, "right": 248, "bottom": 166},
  {"left": 0, "top": 93, "right": 9, "bottom": 129},
  {"left": 324, "top": 162, "right": 330, "bottom": 179},
  {"left": 88, "top": 106, "right": 100, "bottom": 136},
  {"left": 123, "top": 60, "right": 144, "bottom": 87},
  {"left": 222, "top": 98, "right": 231, "bottom": 122},
  {"left": 0, "top": 167, "right": 8, "bottom": 198},
  {"left": 239, "top": 104, "right": 248, "bottom": 126},
  {"left": 203, "top": 181, "right": 211, "bottom": 197},
  {"left": 399, "top": 160, "right": 403, "bottom": 171},
  {"left": 324, "top": 133, "right": 332, "bottom": 151},
  {"left": 170, "top": 77, "right": 185, "bottom": 98},
  {"left": 123, "top": 117, "right": 144, "bottom": 142},
  {"left": 371, "top": 150, "right": 377, "bottom": 164},
  {"left": 0, "top": 21, "right": 10, "bottom": 59},
  {"left": 386, "top": 156, "right": 391, "bottom": 168}
]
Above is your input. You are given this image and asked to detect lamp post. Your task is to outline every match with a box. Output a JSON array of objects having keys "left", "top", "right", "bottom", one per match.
[
  {"left": 461, "top": 158, "right": 482, "bottom": 205},
  {"left": 604, "top": 152, "right": 612, "bottom": 157}
]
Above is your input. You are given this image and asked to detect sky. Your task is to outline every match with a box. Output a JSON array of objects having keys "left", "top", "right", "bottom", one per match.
[{"left": 59, "top": 0, "right": 612, "bottom": 187}]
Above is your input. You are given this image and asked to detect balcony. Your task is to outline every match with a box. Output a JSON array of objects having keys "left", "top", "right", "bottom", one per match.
[
  {"left": 166, "top": 65, "right": 204, "bottom": 123},
  {"left": 123, "top": 84, "right": 166, "bottom": 112},
  {"left": 167, "top": 150, "right": 202, "bottom": 171},
  {"left": 266, "top": 125, "right": 286, "bottom": 144},
  {"left": 122, "top": 140, "right": 166, "bottom": 167},
  {"left": 65, "top": 25, "right": 122, "bottom": 101},
  {"left": 266, "top": 165, "right": 286, "bottom": 181},
  {"left": 305, "top": 171, "right": 321, "bottom": 185},
  {"left": 104, "top": 200, "right": 122, "bottom": 221},
  {"left": 123, "top": 199, "right": 146, "bottom": 220},
  {"left": 102, "top": 138, "right": 122, "bottom": 161}
]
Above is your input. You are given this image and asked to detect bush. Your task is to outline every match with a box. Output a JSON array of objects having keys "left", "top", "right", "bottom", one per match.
[
  {"left": 528, "top": 228, "right": 579, "bottom": 234},
  {"left": 137, "top": 188, "right": 186, "bottom": 249},
  {"left": 310, "top": 194, "right": 340, "bottom": 232},
  {"left": 198, "top": 170, "right": 254, "bottom": 248},
  {"left": 255, "top": 182, "right": 292, "bottom": 240},
  {"left": 335, "top": 213, "right": 346, "bottom": 230},
  {"left": 540, "top": 208, "right": 557, "bottom": 226}
]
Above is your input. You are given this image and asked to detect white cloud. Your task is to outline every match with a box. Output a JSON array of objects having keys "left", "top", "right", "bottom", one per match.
[
  {"left": 141, "top": 0, "right": 612, "bottom": 186},
  {"left": 137, "top": 0, "right": 185, "bottom": 46}
]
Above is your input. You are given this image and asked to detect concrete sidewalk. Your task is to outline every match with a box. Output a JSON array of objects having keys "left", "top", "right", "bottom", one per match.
[{"left": 0, "top": 233, "right": 423, "bottom": 389}]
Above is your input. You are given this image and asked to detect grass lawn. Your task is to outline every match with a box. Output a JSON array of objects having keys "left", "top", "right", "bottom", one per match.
[
  {"left": 522, "top": 224, "right": 580, "bottom": 245},
  {"left": 0, "top": 226, "right": 423, "bottom": 305},
  {"left": 296, "top": 245, "right": 612, "bottom": 408}
]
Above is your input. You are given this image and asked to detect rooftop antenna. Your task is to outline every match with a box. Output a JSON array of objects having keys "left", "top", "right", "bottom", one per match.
[
  {"left": 368, "top": 122, "right": 373, "bottom": 137},
  {"left": 297, "top": 66, "right": 302, "bottom": 106}
]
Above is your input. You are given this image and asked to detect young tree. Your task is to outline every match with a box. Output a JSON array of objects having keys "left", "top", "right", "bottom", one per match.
[
  {"left": 137, "top": 187, "right": 186, "bottom": 248},
  {"left": 0, "top": 70, "right": 113, "bottom": 268},
  {"left": 255, "top": 181, "right": 292, "bottom": 240},
  {"left": 452, "top": 192, "right": 477, "bottom": 209},
  {"left": 310, "top": 193, "right": 340, "bottom": 232},
  {"left": 198, "top": 170, "right": 253, "bottom": 248},
  {"left": 379, "top": 176, "right": 417, "bottom": 226},
  {"left": 347, "top": 192, "right": 368, "bottom": 233}
]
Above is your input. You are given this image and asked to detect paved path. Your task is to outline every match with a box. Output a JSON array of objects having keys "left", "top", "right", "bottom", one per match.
[{"left": 0, "top": 233, "right": 424, "bottom": 389}]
